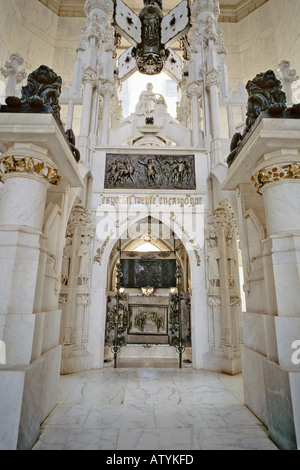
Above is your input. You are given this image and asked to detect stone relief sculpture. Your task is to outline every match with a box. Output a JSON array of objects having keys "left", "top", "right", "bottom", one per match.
[
  {"left": 139, "top": 158, "right": 158, "bottom": 185},
  {"left": 105, "top": 154, "right": 196, "bottom": 189},
  {"left": 228, "top": 69, "right": 300, "bottom": 166}
]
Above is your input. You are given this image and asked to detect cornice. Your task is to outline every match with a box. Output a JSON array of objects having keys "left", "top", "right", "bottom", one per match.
[{"left": 38, "top": 0, "right": 270, "bottom": 22}]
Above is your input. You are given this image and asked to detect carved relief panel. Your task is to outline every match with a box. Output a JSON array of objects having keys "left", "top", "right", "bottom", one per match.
[{"left": 105, "top": 153, "right": 196, "bottom": 189}]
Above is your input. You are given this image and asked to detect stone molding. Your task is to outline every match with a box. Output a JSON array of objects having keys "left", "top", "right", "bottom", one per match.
[
  {"left": 251, "top": 162, "right": 300, "bottom": 193},
  {"left": 0, "top": 155, "right": 61, "bottom": 185}
]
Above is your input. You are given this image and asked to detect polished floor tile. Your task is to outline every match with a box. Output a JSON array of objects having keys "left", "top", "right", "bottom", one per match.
[{"left": 32, "top": 366, "right": 279, "bottom": 451}]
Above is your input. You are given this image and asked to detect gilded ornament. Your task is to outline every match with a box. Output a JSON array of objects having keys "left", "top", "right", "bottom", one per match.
[
  {"left": 0, "top": 156, "right": 61, "bottom": 186},
  {"left": 251, "top": 162, "right": 300, "bottom": 193}
]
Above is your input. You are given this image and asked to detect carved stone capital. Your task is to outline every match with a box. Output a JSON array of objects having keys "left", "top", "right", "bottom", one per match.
[
  {"left": 208, "top": 295, "right": 221, "bottom": 307},
  {"left": 191, "top": 0, "right": 220, "bottom": 22},
  {"left": 100, "top": 80, "right": 115, "bottom": 97},
  {"left": 82, "top": 67, "right": 97, "bottom": 85},
  {"left": 187, "top": 81, "right": 202, "bottom": 98},
  {"left": 0, "top": 156, "right": 61, "bottom": 185},
  {"left": 84, "top": 0, "right": 114, "bottom": 17},
  {"left": 251, "top": 162, "right": 300, "bottom": 193},
  {"left": 76, "top": 294, "right": 90, "bottom": 306},
  {"left": 206, "top": 70, "right": 221, "bottom": 89}
]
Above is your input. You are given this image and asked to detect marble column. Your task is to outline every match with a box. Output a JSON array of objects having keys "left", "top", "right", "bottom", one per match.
[
  {"left": 223, "top": 117, "right": 300, "bottom": 450},
  {"left": 206, "top": 69, "right": 223, "bottom": 165},
  {"left": 187, "top": 81, "right": 202, "bottom": 148},
  {"left": 100, "top": 80, "right": 115, "bottom": 145},
  {"left": 0, "top": 113, "right": 84, "bottom": 450},
  {"left": 0, "top": 148, "right": 60, "bottom": 354},
  {"left": 78, "top": 67, "right": 97, "bottom": 161}
]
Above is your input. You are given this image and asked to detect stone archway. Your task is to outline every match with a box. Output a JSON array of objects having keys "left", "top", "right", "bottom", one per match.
[
  {"left": 88, "top": 201, "right": 207, "bottom": 370},
  {"left": 103, "top": 216, "right": 192, "bottom": 367}
]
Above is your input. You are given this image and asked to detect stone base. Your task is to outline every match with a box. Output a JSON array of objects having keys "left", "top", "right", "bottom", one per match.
[
  {"left": 263, "top": 358, "right": 300, "bottom": 450},
  {"left": 104, "top": 344, "right": 192, "bottom": 361},
  {"left": 127, "top": 334, "right": 169, "bottom": 344},
  {"left": 202, "top": 350, "right": 242, "bottom": 375},
  {"left": 61, "top": 352, "right": 94, "bottom": 375},
  {"left": 0, "top": 345, "right": 61, "bottom": 450},
  {"left": 242, "top": 346, "right": 300, "bottom": 450}
]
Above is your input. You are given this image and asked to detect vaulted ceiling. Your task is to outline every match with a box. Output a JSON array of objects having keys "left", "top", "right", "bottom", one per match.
[{"left": 38, "top": 0, "right": 269, "bottom": 22}]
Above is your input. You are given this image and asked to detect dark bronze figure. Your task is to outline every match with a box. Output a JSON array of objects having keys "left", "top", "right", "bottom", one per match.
[
  {"left": 228, "top": 70, "right": 287, "bottom": 167},
  {"left": 132, "top": 0, "right": 169, "bottom": 75},
  {"left": 2, "top": 65, "right": 80, "bottom": 162}
]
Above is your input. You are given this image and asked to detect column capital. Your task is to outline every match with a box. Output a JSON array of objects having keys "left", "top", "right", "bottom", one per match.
[
  {"left": 81, "top": 67, "right": 97, "bottom": 85},
  {"left": 205, "top": 70, "right": 221, "bottom": 89},
  {"left": 0, "top": 155, "right": 61, "bottom": 186},
  {"left": 100, "top": 80, "right": 115, "bottom": 97},
  {"left": 84, "top": 0, "right": 114, "bottom": 18},
  {"left": 251, "top": 161, "right": 300, "bottom": 194},
  {"left": 191, "top": 0, "right": 220, "bottom": 22},
  {"left": 187, "top": 81, "right": 202, "bottom": 98}
]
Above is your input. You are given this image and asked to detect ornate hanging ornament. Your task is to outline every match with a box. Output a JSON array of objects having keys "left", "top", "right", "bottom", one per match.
[{"left": 114, "top": 0, "right": 190, "bottom": 78}]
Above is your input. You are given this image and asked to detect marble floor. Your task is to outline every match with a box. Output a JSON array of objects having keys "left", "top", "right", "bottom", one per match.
[{"left": 32, "top": 360, "right": 279, "bottom": 451}]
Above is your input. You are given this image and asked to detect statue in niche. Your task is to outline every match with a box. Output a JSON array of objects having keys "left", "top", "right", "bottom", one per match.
[
  {"left": 226, "top": 238, "right": 237, "bottom": 288},
  {"left": 139, "top": 158, "right": 158, "bottom": 185},
  {"left": 135, "top": 83, "right": 157, "bottom": 115},
  {"left": 77, "top": 236, "right": 91, "bottom": 285},
  {"left": 228, "top": 70, "right": 287, "bottom": 166},
  {"left": 61, "top": 237, "right": 73, "bottom": 285},
  {"left": 207, "top": 238, "right": 221, "bottom": 287}
]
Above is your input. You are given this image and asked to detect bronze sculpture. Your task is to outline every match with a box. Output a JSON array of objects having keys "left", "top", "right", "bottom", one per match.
[
  {"left": 2, "top": 65, "right": 80, "bottom": 162},
  {"left": 228, "top": 70, "right": 287, "bottom": 167}
]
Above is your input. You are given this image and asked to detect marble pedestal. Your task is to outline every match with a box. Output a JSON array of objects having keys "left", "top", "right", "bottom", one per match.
[{"left": 223, "top": 117, "right": 300, "bottom": 450}]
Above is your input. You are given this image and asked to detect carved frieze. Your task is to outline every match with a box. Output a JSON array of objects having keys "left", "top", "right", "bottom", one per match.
[{"left": 104, "top": 154, "right": 196, "bottom": 189}]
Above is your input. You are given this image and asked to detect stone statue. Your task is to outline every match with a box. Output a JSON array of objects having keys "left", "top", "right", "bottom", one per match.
[
  {"left": 227, "top": 70, "right": 287, "bottom": 166},
  {"left": 226, "top": 238, "right": 236, "bottom": 288},
  {"left": 207, "top": 238, "right": 221, "bottom": 287},
  {"left": 61, "top": 237, "right": 73, "bottom": 285},
  {"left": 135, "top": 83, "right": 157, "bottom": 115},
  {"left": 77, "top": 235, "right": 91, "bottom": 285}
]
